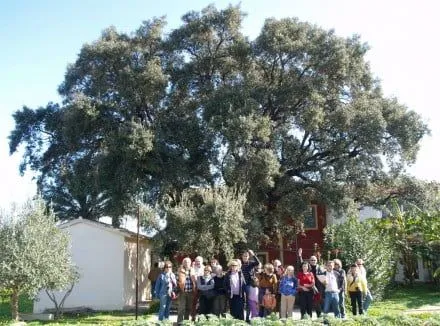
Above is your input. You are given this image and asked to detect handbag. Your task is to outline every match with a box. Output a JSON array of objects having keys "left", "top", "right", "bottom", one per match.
[{"left": 171, "top": 291, "right": 179, "bottom": 300}]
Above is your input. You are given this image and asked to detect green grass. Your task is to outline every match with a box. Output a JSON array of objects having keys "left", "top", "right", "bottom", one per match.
[
  {"left": 24, "top": 312, "right": 153, "bottom": 326},
  {"left": 368, "top": 283, "right": 440, "bottom": 317},
  {"left": 0, "top": 297, "right": 153, "bottom": 325}
]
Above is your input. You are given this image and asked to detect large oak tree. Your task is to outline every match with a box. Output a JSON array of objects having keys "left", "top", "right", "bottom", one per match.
[{"left": 10, "top": 5, "right": 428, "bottom": 248}]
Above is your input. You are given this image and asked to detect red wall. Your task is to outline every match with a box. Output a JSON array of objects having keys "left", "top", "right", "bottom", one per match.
[{"left": 258, "top": 204, "right": 326, "bottom": 267}]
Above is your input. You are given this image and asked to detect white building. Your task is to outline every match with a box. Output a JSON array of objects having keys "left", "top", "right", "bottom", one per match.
[{"left": 33, "top": 218, "right": 152, "bottom": 313}]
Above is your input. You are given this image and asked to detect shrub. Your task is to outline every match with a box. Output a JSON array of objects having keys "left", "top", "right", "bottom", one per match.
[
  {"left": 324, "top": 217, "right": 396, "bottom": 299},
  {"left": 145, "top": 299, "right": 160, "bottom": 314}
]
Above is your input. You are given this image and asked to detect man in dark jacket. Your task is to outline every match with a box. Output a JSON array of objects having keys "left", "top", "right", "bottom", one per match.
[{"left": 240, "top": 249, "right": 261, "bottom": 322}]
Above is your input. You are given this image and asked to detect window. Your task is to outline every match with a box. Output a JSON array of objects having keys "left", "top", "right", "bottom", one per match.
[
  {"left": 304, "top": 205, "right": 318, "bottom": 230},
  {"left": 256, "top": 252, "right": 268, "bottom": 265}
]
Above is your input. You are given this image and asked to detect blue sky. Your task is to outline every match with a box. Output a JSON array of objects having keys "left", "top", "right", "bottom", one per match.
[{"left": 1, "top": 0, "right": 439, "bottom": 210}]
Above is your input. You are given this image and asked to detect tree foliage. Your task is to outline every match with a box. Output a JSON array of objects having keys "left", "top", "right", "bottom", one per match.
[
  {"left": 324, "top": 217, "right": 395, "bottom": 299},
  {"left": 0, "top": 198, "right": 77, "bottom": 320},
  {"left": 163, "top": 186, "right": 247, "bottom": 260},
  {"left": 9, "top": 5, "right": 428, "bottom": 240}
]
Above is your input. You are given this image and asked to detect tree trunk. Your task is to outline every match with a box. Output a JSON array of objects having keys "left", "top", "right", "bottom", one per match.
[{"left": 10, "top": 290, "right": 19, "bottom": 321}]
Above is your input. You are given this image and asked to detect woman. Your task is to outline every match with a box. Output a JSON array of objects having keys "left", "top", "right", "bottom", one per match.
[
  {"left": 154, "top": 261, "right": 176, "bottom": 321},
  {"left": 196, "top": 265, "right": 215, "bottom": 315},
  {"left": 257, "top": 263, "right": 278, "bottom": 317},
  {"left": 297, "top": 261, "right": 315, "bottom": 319},
  {"left": 212, "top": 265, "right": 227, "bottom": 316},
  {"left": 224, "top": 259, "right": 246, "bottom": 320},
  {"left": 279, "top": 265, "right": 298, "bottom": 319},
  {"left": 346, "top": 264, "right": 367, "bottom": 315}
]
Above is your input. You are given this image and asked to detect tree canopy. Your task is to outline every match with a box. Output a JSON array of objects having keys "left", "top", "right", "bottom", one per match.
[{"left": 9, "top": 5, "right": 428, "bottom": 244}]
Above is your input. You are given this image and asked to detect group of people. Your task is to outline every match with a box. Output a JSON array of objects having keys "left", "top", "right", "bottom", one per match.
[
  {"left": 148, "top": 249, "right": 373, "bottom": 323},
  {"left": 296, "top": 249, "right": 372, "bottom": 319}
]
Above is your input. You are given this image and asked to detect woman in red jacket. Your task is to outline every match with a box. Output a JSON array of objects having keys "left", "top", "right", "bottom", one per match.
[{"left": 297, "top": 261, "right": 315, "bottom": 319}]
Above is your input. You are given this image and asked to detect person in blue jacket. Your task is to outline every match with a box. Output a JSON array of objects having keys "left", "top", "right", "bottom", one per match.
[
  {"left": 154, "top": 261, "right": 177, "bottom": 321},
  {"left": 279, "top": 265, "right": 298, "bottom": 318}
]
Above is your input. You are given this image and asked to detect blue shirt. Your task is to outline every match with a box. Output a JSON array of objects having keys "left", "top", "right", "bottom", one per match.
[{"left": 279, "top": 275, "right": 298, "bottom": 296}]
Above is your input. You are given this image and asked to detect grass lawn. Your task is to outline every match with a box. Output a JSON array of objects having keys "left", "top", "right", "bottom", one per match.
[
  {"left": 368, "top": 283, "right": 440, "bottom": 317},
  {"left": 0, "top": 297, "right": 154, "bottom": 325}
]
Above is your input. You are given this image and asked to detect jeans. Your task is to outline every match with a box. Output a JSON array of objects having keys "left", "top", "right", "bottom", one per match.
[
  {"left": 323, "top": 292, "right": 340, "bottom": 318},
  {"left": 151, "top": 281, "right": 156, "bottom": 299},
  {"left": 158, "top": 294, "right": 171, "bottom": 321},
  {"left": 363, "top": 289, "right": 373, "bottom": 312},
  {"left": 338, "top": 291, "right": 345, "bottom": 318},
  {"left": 244, "top": 285, "right": 251, "bottom": 321}
]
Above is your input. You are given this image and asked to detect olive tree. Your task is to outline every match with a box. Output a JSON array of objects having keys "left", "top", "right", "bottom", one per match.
[{"left": 0, "top": 199, "right": 77, "bottom": 320}]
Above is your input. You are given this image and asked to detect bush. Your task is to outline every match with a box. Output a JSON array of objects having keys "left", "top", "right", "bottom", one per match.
[
  {"left": 324, "top": 217, "right": 396, "bottom": 299},
  {"left": 146, "top": 299, "right": 160, "bottom": 314}
]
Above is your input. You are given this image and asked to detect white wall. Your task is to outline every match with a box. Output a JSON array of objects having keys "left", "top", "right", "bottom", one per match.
[
  {"left": 358, "top": 206, "right": 383, "bottom": 221},
  {"left": 326, "top": 206, "right": 383, "bottom": 224},
  {"left": 34, "top": 222, "right": 125, "bottom": 313},
  {"left": 395, "top": 257, "right": 431, "bottom": 283}
]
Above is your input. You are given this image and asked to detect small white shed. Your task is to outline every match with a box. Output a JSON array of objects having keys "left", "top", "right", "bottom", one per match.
[{"left": 33, "top": 218, "right": 152, "bottom": 313}]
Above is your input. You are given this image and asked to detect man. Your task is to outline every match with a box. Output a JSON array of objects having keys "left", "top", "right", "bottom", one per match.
[
  {"left": 191, "top": 256, "right": 205, "bottom": 321},
  {"left": 193, "top": 256, "right": 205, "bottom": 277},
  {"left": 333, "top": 259, "right": 346, "bottom": 319},
  {"left": 177, "top": 257, "right": 196, "bottom": 324},
  {"left": 322, "top": 260, "right": 340, "bottom": 318},
  {"left": 356, "top": 258, "right": 373, "bottom": 313},
  {"left": 298, "top": 248, "right": 324, "bottom": 318},
  {"left": 210, "top": 258, "right": 219, "bottom": 277},
  {"left": 148, "top": 262, "right": 162, "bottom": 299},
  {"left": 240, "top": 249, "right": 261, "bottom": 322}
]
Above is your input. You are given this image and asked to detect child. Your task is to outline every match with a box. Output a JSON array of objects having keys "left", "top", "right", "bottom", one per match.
[
  {"left": 262, "top": 288, "right": 276, "bottom": 317},
  {"left": 248, "top": 277, "right": 259, "bottom": 319}
]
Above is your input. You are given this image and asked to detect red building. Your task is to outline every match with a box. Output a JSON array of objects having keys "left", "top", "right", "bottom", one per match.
[{"left": 256, "top": 204, "right": 327, "bottom": 266}]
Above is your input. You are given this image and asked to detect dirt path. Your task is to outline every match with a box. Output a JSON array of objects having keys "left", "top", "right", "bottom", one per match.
[{"left": 405, "top": 305, "right": 440, "bottom": 314}]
